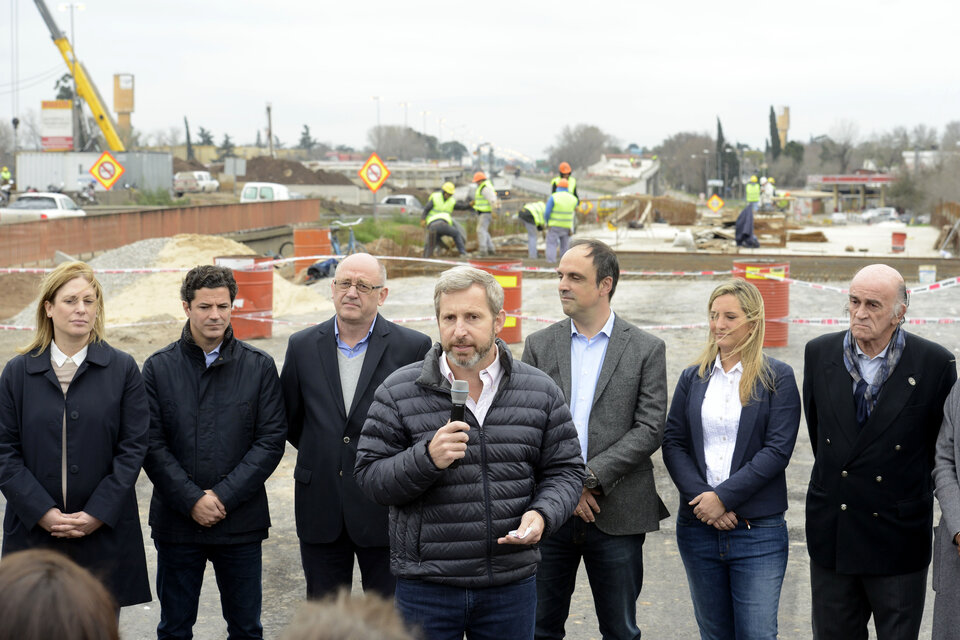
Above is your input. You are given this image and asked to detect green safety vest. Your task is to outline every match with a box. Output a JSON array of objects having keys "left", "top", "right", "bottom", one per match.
[
  {"left": 521, "top": 201, "right": 546, "bottom": 227},
  {"left": 746, "top": 183, "right": 760, "bottom": 202},
  {"left": 547, "top": 191, "right": 578, "bottom": 229},
  {"left": 551, "top": 176, "right": 577, "bottom": 195},
  {"left": 474, "top": 180, "right": 493, "bottom": 213},
  {"left": 426, "top": 191, "right": 455, "bottom": 226}
]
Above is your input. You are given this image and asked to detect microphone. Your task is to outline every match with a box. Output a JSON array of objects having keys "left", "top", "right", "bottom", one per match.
[{"left": 448, "top": 380, "right": 469, "bottom": 469}]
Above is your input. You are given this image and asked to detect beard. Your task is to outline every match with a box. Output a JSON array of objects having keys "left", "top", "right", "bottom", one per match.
[{"left": 443, "top": 329, "right": 497, "bottom": 369}]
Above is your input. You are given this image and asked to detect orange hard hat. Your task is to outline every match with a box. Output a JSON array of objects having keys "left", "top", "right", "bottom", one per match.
[
  {"left": 557, "top": 179, "right": 569, "bottom": 188},
  {"left": 558, "top": 162, "right": 572, "bottom": 174},
  {"left": 472, "top": 171, "right": 487, "bottom": 182}
]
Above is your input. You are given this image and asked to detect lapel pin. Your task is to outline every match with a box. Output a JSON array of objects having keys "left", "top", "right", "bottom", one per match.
[{"left": 908, "top": 377, "right": 916, "bottom": 386}]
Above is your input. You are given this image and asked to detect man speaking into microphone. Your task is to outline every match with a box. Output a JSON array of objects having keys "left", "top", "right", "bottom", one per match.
[{"left": 355, "top": 265, "right": 584, "bottom": 640}]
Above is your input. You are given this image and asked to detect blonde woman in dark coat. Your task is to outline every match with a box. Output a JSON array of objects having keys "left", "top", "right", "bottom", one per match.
[{"left": 0, "top": 261, "right": 150, "bottom": 607}]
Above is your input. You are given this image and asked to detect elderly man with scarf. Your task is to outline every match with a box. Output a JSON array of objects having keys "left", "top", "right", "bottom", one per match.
[{"left": 803, "top": 263, "right": 956, "bottom": 640}]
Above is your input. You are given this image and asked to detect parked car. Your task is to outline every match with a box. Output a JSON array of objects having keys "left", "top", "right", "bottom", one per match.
[
  {"left": 173, "top": 171, "right": 220, "bottom": 197},
  {"left": 861, "top": 207, "right": 898, "bottom": 224},
  {"left": 240, "top": 182, "right": 294, "bottom": 203},
  {"left": 379, "top": 193, "right": 422, "bottom": 214},
  {"left": 0, "top": 192, "right": 86, "bottom": 224}
]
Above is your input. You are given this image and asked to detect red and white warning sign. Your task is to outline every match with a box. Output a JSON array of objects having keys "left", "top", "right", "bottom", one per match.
[
  {"left": 89, "top": 151, "right": 126, "bottom": 190},
  {"left": 358, "top": 153, "right": 390, "bottom": 192}
]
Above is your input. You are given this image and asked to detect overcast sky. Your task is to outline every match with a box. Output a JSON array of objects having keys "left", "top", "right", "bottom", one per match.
[{"left": 3, "top": 0, "right": 959, "bottom": 160}]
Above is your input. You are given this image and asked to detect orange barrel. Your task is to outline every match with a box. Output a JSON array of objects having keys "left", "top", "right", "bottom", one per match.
[
  {"left": 470, "top": 258, "right": 523, "bottom": 344},
  {"left": 892, "top": 231, "right": 906, "bottom": 253},
  {"left": 215, "top": 255, "right": 273, "bottom": 340},
  {"left": 732, "top": 260, "right": 790, "bottom": 348},
  {"left": 294, "top": 228, "right": 332, "bottom": 275}
]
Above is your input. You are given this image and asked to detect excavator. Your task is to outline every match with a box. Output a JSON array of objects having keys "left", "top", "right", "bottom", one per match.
[{"left": 33, "top": 0, "right": 125, "bottom": 152}]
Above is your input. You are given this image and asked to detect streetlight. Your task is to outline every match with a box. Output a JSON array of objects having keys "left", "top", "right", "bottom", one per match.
[
  {"left": 399, "top": 101, "right": 408, "bottom": 129},
  {"left": 372, "top": 96, "right": 381, "bottom": 151},
  {"left": 420, "top": 110, "right": 429, "bottom": 136},
  {"left": 58, "top": 2, "right": 85, "bottom": 151}
]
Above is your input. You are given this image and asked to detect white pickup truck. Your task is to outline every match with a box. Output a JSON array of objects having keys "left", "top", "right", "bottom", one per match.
[{"left": 173, "top": 171, "right": 220, "bottom": 197}]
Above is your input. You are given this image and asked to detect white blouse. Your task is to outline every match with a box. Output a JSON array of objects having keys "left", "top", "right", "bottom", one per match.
[{"left": 701, "top": 356, "right": 743, "bottom": 488}]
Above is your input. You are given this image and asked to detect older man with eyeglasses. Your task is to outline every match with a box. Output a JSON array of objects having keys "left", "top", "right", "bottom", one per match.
[{"left": 280, "top": 253, "right": 432, "bottom": 600}]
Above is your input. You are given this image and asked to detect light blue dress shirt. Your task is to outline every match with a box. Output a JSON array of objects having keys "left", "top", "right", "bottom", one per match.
[
  {"left": 570, "top": 311, "right": 616, "bottom": 463},
  {"left": 204, "top": 342, "right": 222, "bottom": 368},
  {"left": 334, "top": 315, "right": 377, "bottom": 359}
]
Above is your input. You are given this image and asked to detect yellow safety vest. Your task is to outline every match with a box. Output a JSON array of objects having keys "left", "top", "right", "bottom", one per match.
[
  {"left": 551, "top": 176, "right": 577, "bottom": 195},
  {"left": 521, "top": 201, "right": 546, "bottom": 227},
  {"left": 746, "top": 183, "right": 760, "bottom": 203},
  {"left": 547, "top": 191, "right": 577, "bottom": 229},
  {"left": 425, "top": 191, "right": 455, "bottom": 226},
  {"left": 474, "top": 180, "right": 493, "bottom": 213}
]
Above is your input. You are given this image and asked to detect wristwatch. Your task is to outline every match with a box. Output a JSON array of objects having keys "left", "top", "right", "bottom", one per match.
[{"left": 584, "top": 467, "right": 600, "bottom": 490}]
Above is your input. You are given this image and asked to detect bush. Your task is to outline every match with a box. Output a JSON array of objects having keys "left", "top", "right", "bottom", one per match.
[{"left": 135, "top": 188, "right": 183, "bottom": 206}]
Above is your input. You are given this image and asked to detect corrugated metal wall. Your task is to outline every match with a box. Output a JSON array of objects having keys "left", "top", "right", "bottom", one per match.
[{"left": 0, "top": 199, "right": 322, "bottom": 266}]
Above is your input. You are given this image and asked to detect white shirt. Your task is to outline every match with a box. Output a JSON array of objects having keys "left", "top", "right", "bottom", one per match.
[
  {"left": 439, "top": 353, "right": 503, "bottom": 427},
  {"left": 701, "top": 356, "right": 743, "bottom": 488},
  {"left": 50, "top": 341, "right": 88, "bottom": 368}
]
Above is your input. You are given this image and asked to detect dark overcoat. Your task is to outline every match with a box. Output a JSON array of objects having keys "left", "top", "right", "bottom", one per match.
[
  {"left": 280, "top": 314, "right": 431, "bottom": 546},
  {"left": 0, "top": 341, "right": 151, "bottom": 606}
]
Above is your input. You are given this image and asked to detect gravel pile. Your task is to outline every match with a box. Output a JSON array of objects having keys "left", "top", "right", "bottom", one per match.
[{"left": 6, "top": 237, "right": 170, "bottom": 327}]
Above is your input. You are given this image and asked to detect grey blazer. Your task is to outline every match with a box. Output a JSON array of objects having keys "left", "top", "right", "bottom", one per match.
[
  {"left": 522, "top": 314, "right": 669, "bottom": 535},
  {"left": 932, "top": 380, "right": 960, "bottom": 640}
]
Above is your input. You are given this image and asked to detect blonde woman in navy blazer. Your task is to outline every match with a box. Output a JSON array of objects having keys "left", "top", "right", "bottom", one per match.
[{"left": 662, "top": 279, "right": 800, "bottom": 640}]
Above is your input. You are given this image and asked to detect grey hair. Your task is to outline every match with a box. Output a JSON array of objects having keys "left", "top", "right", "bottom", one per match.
[
  {"left": 433, "top": 266, "right": 503, "bottom": 318},
  {"left": 897, "top": 282, "right": 909, "bottom": 325}
]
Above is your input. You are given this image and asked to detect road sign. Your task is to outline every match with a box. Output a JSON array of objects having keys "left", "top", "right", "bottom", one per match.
[
  {"left": 706, "top": 194, "right": 725, "bottom": 213},
  {"left": 89, "top": 151, "right": 125, "bottom": 190},
  {"left": 358, "top": 153, "right": 390, "bottom": 192}
]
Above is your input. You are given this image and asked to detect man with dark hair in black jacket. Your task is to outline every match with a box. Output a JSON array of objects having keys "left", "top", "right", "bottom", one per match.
[
  {"left": 143, "top": 264, "right": 287, "bottom": 640},
  {"left": 355, "top": 265, "right": 584, "bottom": 640}
]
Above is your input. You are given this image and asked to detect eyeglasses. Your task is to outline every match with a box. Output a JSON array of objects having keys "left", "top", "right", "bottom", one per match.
[{"left": 333, "top": 280, "right": 383, "bottom": 295}]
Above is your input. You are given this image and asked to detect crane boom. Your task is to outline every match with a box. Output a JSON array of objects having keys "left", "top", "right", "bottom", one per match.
[{"left": 33, "top": 0, "right": 126, "bottom": 152}]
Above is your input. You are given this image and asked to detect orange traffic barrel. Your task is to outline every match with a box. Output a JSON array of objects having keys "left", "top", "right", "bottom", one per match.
[
  {"left": 892, "top": 231, "right": 906, "bottom": 253},
  {"left": 732, "top": 260, "right": 790, "bottom": 348},
  {"left": 470, "top": 258, "right": 523, "bottom": 344},
  {"left": 215, "top": 255, "right": 273, "bottom": 340},
  {"left": 294, "top": 228, "right": 332, "bottom": 275}
]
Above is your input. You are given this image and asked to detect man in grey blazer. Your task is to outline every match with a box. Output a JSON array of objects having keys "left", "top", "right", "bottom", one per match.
[{"left": 523, "top": 238, "right": 669, "bottom": 640}]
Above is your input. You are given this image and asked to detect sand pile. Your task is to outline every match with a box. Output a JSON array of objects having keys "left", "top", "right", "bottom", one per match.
[
  {"left": 241, "top": 156, "right": 354, "bottom": 186},
  {"left": 105, "top": 234, "right": 333, "bottom": 325}
]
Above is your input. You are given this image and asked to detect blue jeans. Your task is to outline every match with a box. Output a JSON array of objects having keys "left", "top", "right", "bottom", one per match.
[
  {"left": 535, "top": 516, "right": 646, "bottom": 640},
  {"left": 155, "top": 540, "right": 263, "bottom": 640},
  {"left": 676, "top": 514, "right": 788, "bottom": 640},
  {"left": 396, "top": 575, "right": 537, "bottom": 640}
]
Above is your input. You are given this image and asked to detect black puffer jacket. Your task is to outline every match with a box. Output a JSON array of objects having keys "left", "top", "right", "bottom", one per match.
[
  {"left": 142, "top": 323, "right": 287, "bottom": 544},
  {"left": 354, "top": 340, "right": 584, "bottom": 587}
]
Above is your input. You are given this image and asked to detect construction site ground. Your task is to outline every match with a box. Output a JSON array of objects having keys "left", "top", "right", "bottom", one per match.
[{"left": 0, "top": 222, "right": 957, "bottom": 639}]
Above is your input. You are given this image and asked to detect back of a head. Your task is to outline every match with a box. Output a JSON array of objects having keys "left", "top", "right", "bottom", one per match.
[
  {"left": 0, "top": 550, "right": 118, "bottom": 640},
  {"left": 280, "top": 590, "right": 418, "bottom": 640}
]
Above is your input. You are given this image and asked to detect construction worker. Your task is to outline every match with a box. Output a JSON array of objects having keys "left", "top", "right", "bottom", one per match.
[
  {"left": 745, "top": 175, "right": 761, "bottom": 215},
  {"left": 551, "top": 162, "right": 579, "bottom": 200},
  {"left": 544, "top": 179, "right": 577, "bottom": 263},
  {"left": 472, "top": 171, "right": 498, "bottom": 256},
  {"left": 517, "top": 201, "right": 546, "bottom": 260},
  {"left": 0, "top": 166, "right": 11, "bottom": 186},
  {"left": 422, "top": 182, "right": 466, "bottom": 258}
]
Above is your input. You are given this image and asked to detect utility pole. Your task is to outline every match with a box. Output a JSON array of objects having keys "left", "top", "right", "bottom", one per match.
[
  {"left": 372, "top": 96, "right": 380, "bottom": 152},
  {"left": 266, "top": 103, "right": 274, "bottom": 158},
  {"left": 58, "top": 2, "right": 86, "bottom": 151}
]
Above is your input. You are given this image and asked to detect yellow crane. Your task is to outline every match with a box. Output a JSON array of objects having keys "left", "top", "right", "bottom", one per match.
[{"left": 33, "top": 0, "right": 125, "bottom": 152}]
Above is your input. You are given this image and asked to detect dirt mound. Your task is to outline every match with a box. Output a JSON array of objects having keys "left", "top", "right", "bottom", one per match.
[
  {"left": 173, "top": 157, "right": 208, "bottom": 173},
  {"left": 0, "top": 273, "right": 42, "bottom": 321},
  {"left": 241, "top": 156, "right": 354, "bottom": 186}
]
